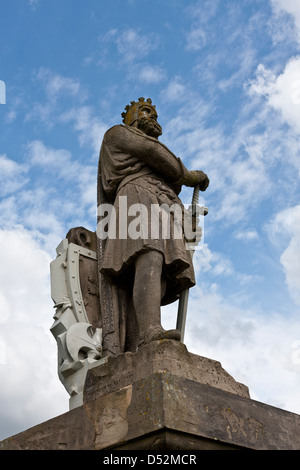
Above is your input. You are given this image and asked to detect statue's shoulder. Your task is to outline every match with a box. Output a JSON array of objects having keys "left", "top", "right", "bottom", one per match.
[
  {"left": 104, "top": 124, "right": 151, "bottom": 145},
  {"left": 104, "top": 124, "right": 124, "bottom": 136},
  {"left": 102, "top": 125, "right": 126, "bottom": 147},
  {"left": 104, "top": 125, "right": 167, "bottom": 151},
  {"left": 105, "top": 124, "right": 153, "bottom": 137},
  {"left": 104, "top": 124, "right": 133, "bottom": 140}
]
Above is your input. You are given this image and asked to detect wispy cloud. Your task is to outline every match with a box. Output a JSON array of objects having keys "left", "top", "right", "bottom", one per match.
[
  {"left": 60, "top": 105, "right": 107, "bottom": 156},
  {"left": 234, "top": 229, "right": 259, "bottom": 241},
  {"left": 218, "top": 47, "right": 256, "bottom": 91},
  {"left": 101, "top": 27, "right": 159, "bottom": 64},
  {"left": 161, "top": 77, "right": 189, "bottom": 103},
  {"left": 162, "top": 93, "right": 271, "bottom": 225},
  {"left": 185, "top": 0, "right": 219, "bottom": 51},
  {"left": 27, "top": 140, "right": 77, "bottom": 180},
  {"left": 137, "top": 64, "right": 166, "bottom": 84},
  {"left": 26, "top": 139, "right": 98, "bottom": 223},
  {"left": 25, "top": 68, "right": 88, "bottom": 125},
  {"left": 186, "top": 26, "right": 207, "bottom": 51},
  {"left": 25, "top": 68, "right": 106, "bottom": 157},
  {"left": 0, "top": 154, "right": 28, "bottom": 197},
  {"left": 36, "top": 68, "right": 84, "bottom": 101},
  {"left": 28, "top": 0, "right": 40, "bottom": 9},
  {"left": 271, "top": 0, "right": 300, "bottom": 43}
]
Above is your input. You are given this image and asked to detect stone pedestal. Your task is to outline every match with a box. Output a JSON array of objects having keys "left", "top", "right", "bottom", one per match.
[{"left": 1, "top": 340, "right": 300, "bottom": 450}]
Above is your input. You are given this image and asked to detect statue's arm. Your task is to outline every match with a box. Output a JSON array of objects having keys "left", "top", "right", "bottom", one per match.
[{"left": 106, "top": 125, "right": 209, "bottom": 191}]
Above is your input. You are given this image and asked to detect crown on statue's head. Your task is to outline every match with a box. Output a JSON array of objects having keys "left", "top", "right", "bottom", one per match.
[{"left": 121, "top": 97, "right": 156, "bottom": 126}]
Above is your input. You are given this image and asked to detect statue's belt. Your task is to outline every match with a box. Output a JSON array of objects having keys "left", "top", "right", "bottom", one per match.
[{"left": 116, "top": 168, "right": 153, "bottom": 194}]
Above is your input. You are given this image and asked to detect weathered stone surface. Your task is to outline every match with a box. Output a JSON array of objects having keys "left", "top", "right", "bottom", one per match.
[
  {"left": 0, "top": 405, "right": 95, "bottom": 450},
  {"left": 1, "top": 341, "right": 300, "bottom": 450},
  {"left": 83, "top": 339, "right": 249, "bottom": 403}
]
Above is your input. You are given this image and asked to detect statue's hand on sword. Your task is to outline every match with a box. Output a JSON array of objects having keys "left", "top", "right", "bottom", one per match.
[{"left": 182, "top": 170, "right": 210, "bottom": 191}]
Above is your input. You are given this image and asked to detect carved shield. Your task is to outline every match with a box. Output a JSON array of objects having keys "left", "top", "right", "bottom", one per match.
[
  {"left": 50, "top": 227, "right": 103, "bottom": 406},
  {"left": 65, "top": 227, "right": 101, "bottom": 330}
]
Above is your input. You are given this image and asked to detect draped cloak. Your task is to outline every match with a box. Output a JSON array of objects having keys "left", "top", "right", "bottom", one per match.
[{"left": 97, "top": 124, "right": 195, "bottom": 356}]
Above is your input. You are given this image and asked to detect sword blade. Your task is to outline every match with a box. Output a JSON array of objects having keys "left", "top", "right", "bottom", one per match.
[{"left": 176, "top": 185, "right": 200, "bottom": 342}]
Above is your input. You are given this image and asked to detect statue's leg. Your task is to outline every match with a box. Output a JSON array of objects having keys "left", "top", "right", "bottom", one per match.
[
  {"left": 133, "top": 250, "right": 181, "bottom": 346},
  {"left": 124, "top": 292, "right": 139, "bottom": 352}
]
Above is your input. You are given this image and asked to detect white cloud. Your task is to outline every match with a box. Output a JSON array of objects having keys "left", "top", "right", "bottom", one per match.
[
  {"left": 0, "top": 227, "right": 68, "bottom": 439},
  {"left": 248, "top": 57, "right": 300, "bottom": 134},
  {"left": 187, "top": 285, "right": 300, "bottom": 413},
  {"left": 0, "top": 228, "right": 51, "bottom": 322},
  {"left": 268, "top": 205, "right": 300, "bottom": 305}
]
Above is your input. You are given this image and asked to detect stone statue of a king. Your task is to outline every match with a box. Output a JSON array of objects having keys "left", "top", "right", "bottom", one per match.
[{"left": 97, "top": 97, "right": 209, "bottom": 357}]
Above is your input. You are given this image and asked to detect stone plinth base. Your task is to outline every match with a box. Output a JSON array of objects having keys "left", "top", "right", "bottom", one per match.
[
  {"left": 1, "top": 340, "right": 300, "bottom": 450},
  {"left": 83, "top": 339, "right": 250, "bottom": 403}
]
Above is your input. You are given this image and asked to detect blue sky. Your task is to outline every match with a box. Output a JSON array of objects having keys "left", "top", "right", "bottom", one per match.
[{"left": 1, "top": 0, "right": 300, "bottom": 441}]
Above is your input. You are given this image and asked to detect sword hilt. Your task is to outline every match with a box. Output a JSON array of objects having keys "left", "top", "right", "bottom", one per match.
[{"left": 191, "top": 186, "right": 208, "bottom": 217}]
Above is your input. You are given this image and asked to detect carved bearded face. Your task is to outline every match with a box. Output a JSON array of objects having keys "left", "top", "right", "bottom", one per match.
[{"left": 137, "top": 105, "right": 162, "bottom": 139}]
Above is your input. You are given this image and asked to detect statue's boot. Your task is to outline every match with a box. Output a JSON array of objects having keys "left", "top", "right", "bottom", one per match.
[{"left": 138, "top": 325, "right": 181, "bottom": 347}]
